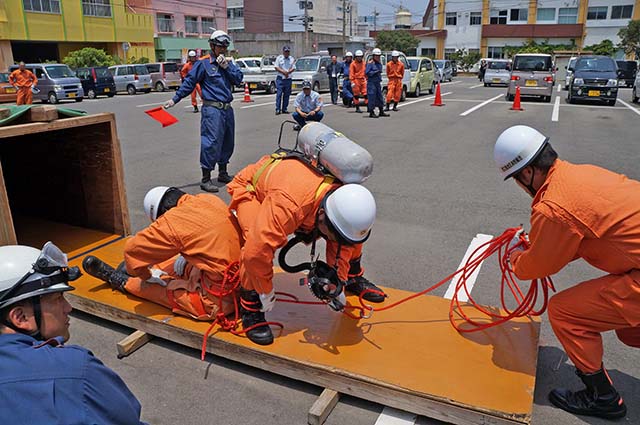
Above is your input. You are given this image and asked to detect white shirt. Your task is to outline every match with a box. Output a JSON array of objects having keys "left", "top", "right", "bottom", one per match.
[{"left": 275, "top": 54, "right": 295, "bottom": 79}]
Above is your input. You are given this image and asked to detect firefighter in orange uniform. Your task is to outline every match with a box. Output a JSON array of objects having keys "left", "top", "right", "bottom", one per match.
[
  {"left": 9, "top": 62, "right": 37, "bottom": 105},
  {"left": 494, "top": 125, "right": 640, "bottom": 420},
  {"left": 82, "top": 187, "right": 242, "bottom": 321},
  {"left": 385, "top": 50, "right": 404, "bottom": 111},
  {"left": 349, "top": 50, "right": 367, "bottom": 113},
  {"left": 181, "top": 50, "right": 203, "bottom": 113}
]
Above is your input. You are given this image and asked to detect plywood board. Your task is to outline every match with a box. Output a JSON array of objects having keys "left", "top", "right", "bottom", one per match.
[{"left": 66, "top": 238, "right": 540, "bottom": 425}]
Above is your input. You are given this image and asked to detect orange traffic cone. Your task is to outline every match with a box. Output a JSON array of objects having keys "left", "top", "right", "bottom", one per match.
[
  {"left": 510, "top": 86, "right": 523, "bottom": 111},
  {"left": 241, "top": 82, "right": 254, "bottom": 103},
  {"left": 431, "top": 82, "right": 444, "bottom": 106}
]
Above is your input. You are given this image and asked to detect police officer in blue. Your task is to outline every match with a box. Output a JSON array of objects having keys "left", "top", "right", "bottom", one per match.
[
  {"left": 274, "top": 45, "right": 296, "bottom": 115},
  {"left": 341, "top": 52, "right": 354, "bottom": 107},
  {"left": 164, "top": 30, "right": 243, "bottom": 193},
  {"left": 0, "top": 242, "right": 146, "bottom": 424},
  {"left": 365, "top": 48, "right": 388, "bottom": 118}
]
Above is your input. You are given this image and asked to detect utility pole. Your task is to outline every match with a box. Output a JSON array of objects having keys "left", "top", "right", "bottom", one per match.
[
  {"left": 342, "top": 0, "right": 347, "bottom": 54},
  {"left": 304, "top": 1, "right": 309, "bottom": 55},
  {"left": 373, "top": 7, "right": 378, "bottom": 32}
]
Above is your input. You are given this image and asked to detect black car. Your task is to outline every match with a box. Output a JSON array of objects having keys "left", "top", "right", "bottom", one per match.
[
  {"left": 567, "top": 56, "right": 620, "bottom": 106},
  {"left": 616, "top": 60, "right": 637, "bottom": 87},
  {"left": 75, "top": 66, "right": 116, "bottom": 99}
]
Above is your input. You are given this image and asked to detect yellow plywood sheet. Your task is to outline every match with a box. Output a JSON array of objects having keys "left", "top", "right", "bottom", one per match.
[{"left": 67, "top": 238, "right": 540, "bottom": 423}]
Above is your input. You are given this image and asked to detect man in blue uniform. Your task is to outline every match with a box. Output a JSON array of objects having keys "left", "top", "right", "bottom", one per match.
[
  {"left": 164, "top": 30, "right": 243, "bottom": 193},
  {"left": 0, "top": 242, "right": 146, "bottom": 424},
  {"left": 341, "top": 52, "right": 354, "bottom": 107},
  {"left": 292, "top": 80, "right": 324, "bottom": 130},
  {"left": 365, "top": 48, "right": 388, "bottom": 119},
  {"left": 274, "top": 45, "right": 296, "bottom": 115}
]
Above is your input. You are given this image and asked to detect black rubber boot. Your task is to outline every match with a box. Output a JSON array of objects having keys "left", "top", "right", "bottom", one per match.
[
  {"left": 392, "top": 102, "right": 398, "bottom": 111},
  {"left": 355, "top": 104, "right": 362, "bottom": 113},
  {"left": 82, "top": 256, "right": 129, "bottom": 292},
  {"left": 384, "top": 103, "right": 390, "bottom": 111},
  {"left": 346, "top": 276, "right": 386, "bottom": 303},
  {"left": 378, "top": 107, "right": 389, "bottom": 117},
  {"left": 368, "top": 111, "right": 378, "bottom": 118},
  {"left": 549, "top": 368, "right": 627, "bottom": 419},
  {"left": 200, "top": 168, "right": 219, "bottom": 193},
  {"left": 217, "top": 163, "right": 233, "bottom": 184},
  {"left": 193, "top": 105, "right": 199, "bottom": 113},
  {"left": 240, "top": 289, "right": 274, "bottom": 345}
]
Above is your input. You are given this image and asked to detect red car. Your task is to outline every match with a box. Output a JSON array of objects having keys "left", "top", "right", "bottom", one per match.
[{"left": 0, "top": 72, "right": 18, "bottom": 103}]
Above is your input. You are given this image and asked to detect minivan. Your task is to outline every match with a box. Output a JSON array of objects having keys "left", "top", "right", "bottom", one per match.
[
  {"left": 507, "top": 53, "right": 554, "bottom": 102},
  {"left": 9, "top": 63, "right": 84, "bottom": 104},
  {"left": 108, "top": 64, "right": 152, "bottom": 95},
  {"left": 291, "top": 55, "right": 332, "bottom": 92},
  {"left": 75, "top": 66, "right": 116, "bottom": 99},
  {"left": 146, "top": 62, "right": 181, "bottom": 92},
  {"left": 567, "top": 55, "right": 619, "bottom": 106}
]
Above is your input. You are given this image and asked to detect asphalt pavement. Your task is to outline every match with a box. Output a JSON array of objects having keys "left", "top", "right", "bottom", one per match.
[{"left": 66, "top": 77, "right": 640, "bottom": 425}]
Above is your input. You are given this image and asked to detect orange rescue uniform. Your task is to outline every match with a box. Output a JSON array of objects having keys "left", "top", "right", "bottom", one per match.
[
  {"left": 124, "top": 194, "right": 242, "bottom": 320},
  {"left": 510, "top": 160, "right": 640, "bottom": 373},
  {"left": 181, "top": 61, "right": 202, "bottom": 108},
  {"left": 349, "top": 60, "right": 367, "bottom": 105},
  {"left": 227, "top": 156, "right": 365, "bottom": 294},
  {"left": 9, "top": 69, "right": 37, "bottom": 105},
  {"left": 385, "top": 60, "right": 404, "bottom": 103}
]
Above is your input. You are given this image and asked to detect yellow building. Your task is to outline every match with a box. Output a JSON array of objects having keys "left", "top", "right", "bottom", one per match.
[{"left": 0, "top": 0, "right": 155, "bottom": 70}]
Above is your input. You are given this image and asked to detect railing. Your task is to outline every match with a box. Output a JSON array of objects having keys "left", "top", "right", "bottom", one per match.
[
  {"left": 185, "top": 19, "right": 199, "bottom": 34},
  {"left": 82, "top": 0, "right": 112, "bottom": 17},
  {"left": 157, "top": 17, "right": 175, "bottom": 33}
]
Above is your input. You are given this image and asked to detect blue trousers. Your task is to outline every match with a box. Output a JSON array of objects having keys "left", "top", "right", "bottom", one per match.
[
  {"left": 342, "top": 79, "right": 354, "bottom": 103},
  {"left": 367, "top": 81, "right": 384, "bottom": 112},
  {"left": 329, "top": 77, "right": 338, "bottom": 104},
  {"left": 200, "top": 106, "right": 235, "bottom": 171},
  {"left": 275, "top": 77, "right": 292, "bottom": 112},
  {"left": 292, "top": 110, "right": 324, "bottom": 127}
]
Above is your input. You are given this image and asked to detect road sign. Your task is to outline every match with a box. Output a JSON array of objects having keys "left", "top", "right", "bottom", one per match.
[{"left": 122, "top": 42, "right": 130, "bottom": 52}]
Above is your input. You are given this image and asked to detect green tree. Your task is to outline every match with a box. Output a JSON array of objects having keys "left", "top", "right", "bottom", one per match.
[
  {"left": 374, "top": 30, "right": 419, "bottom": 53},
  {"left": 63, "top": 47, "right": 115, "bottom": 68},
  {"left": 503, "top": 40, "right": 576, "bottom": 58},
  {"left": 449, "top": 49, "right": 481, "bottom": 72},
  {"left": 618, "top": 19, "right": 640, "bottom": 59},
  {"left": 584, "top": 39, "right": 616, "bottom": 56}
]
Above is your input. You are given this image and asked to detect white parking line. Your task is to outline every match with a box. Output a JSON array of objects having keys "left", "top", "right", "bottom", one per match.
[
  {"left": 441, "top": 80, "right": 462, "bottom": 86},
  {"left": 396, "top": 91, "right": 453, "bottom": 108},
  {"left": 136, "top": 101, "right": 165, "bottom": 108},
  {"left": 443, "top": 234, "right": 494, "bottom": 301},
  {"left": 552, "top": 96, "right": 561, "bottom": 122},
  {"left": 240, "top": 101, "right": 278, "bottom": 109},
  {"left": 557, "top": 84, "right": 562, "bottom": 93},
  {"left": 469, "top": 83, "right": 485, "bottom": 89},
  {"left": 374, "top": 407, "right": 417, "bottom": 425},
  {"left": 459, "top": 94, "right": 503, "bottom": 117},
  {"left": 617, "top": 99, "right": 640, "bottom": 116}
]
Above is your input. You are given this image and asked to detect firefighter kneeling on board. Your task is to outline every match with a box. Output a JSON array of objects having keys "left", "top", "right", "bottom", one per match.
[{"left": 494, "top": 125, "right": 640, "bottom": 420}]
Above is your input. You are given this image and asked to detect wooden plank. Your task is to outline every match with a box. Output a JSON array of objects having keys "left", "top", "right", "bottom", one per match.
[
  {"left": 308, "top": 389, "right": 340, "bottom": 425},
  {"left": 0, "top": 113, "right": 114, "bottom": 140},
  {"left": 117, "top": 330, "right": 152, "bottom": 359},
  {"left": 0, "top": 160, "right": 17, "bottom": 245},
  {"left": 108, "top": 117, "right": 130, "bottom": 236},
  {"left": 27, "top": 105, "right": 58, "bottom": 122}
]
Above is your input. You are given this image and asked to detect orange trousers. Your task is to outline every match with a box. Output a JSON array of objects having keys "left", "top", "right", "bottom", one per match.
[
  {"left": 124, "top": 256, "right": 237, "bottom": 321},
  {"left": 386, "top": 78, "right": 402, "bottom": 103},
  {"left": 351, "top": 78, "right": 367, "bottom": 105},
  {"left": 548, "top": 270, "right": 640, "bottom": 373},
  {"left": 16, "top": 87, "right": 33, "bottom": 105},
  {"left": 191, "top": 83, "right": 202, "bottom": 107}
]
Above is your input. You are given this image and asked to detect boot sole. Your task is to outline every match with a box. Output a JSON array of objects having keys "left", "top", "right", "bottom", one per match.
[{"left": 549, "top": 392, "right": 627, "bottom": 419}]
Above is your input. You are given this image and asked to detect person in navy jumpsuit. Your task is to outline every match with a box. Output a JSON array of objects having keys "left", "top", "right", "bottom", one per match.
[{"left": 365, "top": 50, "right": 388, "bottom": 118}]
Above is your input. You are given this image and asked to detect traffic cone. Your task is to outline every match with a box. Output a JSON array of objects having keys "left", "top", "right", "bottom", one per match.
[
  {"left": 431, "top": 82, "right": 444, "bottom": 106},
  {"left": 242, "top": 82, "right": 254, "bottom": 103},
  {"left": 510, "top": 86, "right": 523, "bottom": 111}
]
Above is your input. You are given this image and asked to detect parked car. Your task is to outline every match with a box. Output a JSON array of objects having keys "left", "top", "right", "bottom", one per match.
[
  {"left": 291, "top": 54, "right": 332, "bottom": 92},
  {"left": 0, "top": 72, "right": 18, "bottom": 103},
  {"left": 75, "top": 66, "right": 116, "bottom": 99},
  {"left": 236, "top": 57, "right": 263, "bottom": 74},
  {"left": 433, "top": 60, "right": 453, "bottom": 82},
  {"left": 364, "top": 51, "right": 413, "bottom": 102},
  {"left": 146, "top": 62, "right": 181, "bottom": 92},
  {"left": 108, "top": 64, "right": 152, "bottom": 95},
  {"left": 483, "top": 59, "right": 511, "bottom": 86},
  {"left": 243, "top": 55, "right": 278, "bottom": 94},
  {"left": 567, "top": 55, "right": 620, "bottom": 106},
  {"left": 9, "top": 63, "right": 84, "bottom": 104},
  {"left": 616, "top": 60, "right": 637, "bottom": 88},
  {"left": 564, "top": 56, "right": 578, "bottom": 90},
  {"left": 450, "top": 60, "right": 458, "bottom": 76},
  {"left": 407, "top": 56, "right": 436, "bottom": 96},
  {"left": 633, "top": 71, "right": 639, "bottom": 103},
  {"left": 507, "top": 53, "right": 554, "bottom": 102}
]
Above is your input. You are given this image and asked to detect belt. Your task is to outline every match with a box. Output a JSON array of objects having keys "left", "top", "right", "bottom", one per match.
[{"left": 203, "top": 100, "right": 231, "bottom": 110}]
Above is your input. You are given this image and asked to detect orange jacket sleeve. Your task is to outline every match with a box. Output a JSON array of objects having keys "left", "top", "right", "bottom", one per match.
[
  {"left": 510, "top": 202, "right": 583, "bottom": 280},
  {"left": 180, "top": 62, "right": 191, "bottom": 79},
  {"left": 8, "top": 71, "right": 16, "bottom": 85},
  {"left": 124, "top": 216, "right": 183, "bottom": 281}
]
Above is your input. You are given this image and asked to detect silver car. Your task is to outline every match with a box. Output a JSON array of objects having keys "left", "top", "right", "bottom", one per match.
[
  {"left": 483, "top": 59, "right": 511, "bottom": 86},
  {"left": 434, "top": 60, "right": 453, "bottom": 82},
  {"left": 108, "top": 64, "right": 152, "bottom": 95},
  {"left": 564, "top": 57, "right": 578, "bottom": 90},
  {"left": 291, "top": 55, "right": 331, "bottom": 92},
  {"left": 507, "top": 53, "right": 554, "bottom": 103},
  {"left": 146, "top": 62, "right": 181, "bottom": 92}
]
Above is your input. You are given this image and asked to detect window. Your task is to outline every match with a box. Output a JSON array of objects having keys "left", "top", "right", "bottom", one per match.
[
  {"left": 470, "top": 12, "right": 482, "bottom": 25},
  {"left": 23, "top": 0, "right": 60, "bottom": 13},
  {"left": 421, "top": 60, "right": 432, "bottom": 71},
  {"left": 490, "top": 10, "right": 508, "bottom": 24},
  {"left": 299, "top": 1, "right": 313, "bottom": 10},
  {"left": 146, "top": 64, "right": 160, "bottom": 73},
  {"left": 611, "top": 5, "right": 633, "bottom": 19},
  {"left": 587, "top": 6, "right": 607, "bottom": 20},
  {"left": 227, "top": 7, "right": 243, "bottom": 18},
  {"left": 201, "top": 17, "right": 215, "bottom": 33},
  {"left": 537, "top": 8, "right": 555, "bottom": 22},
  {"left": 421, "top": 48, "right": 436, "bottom": 57},
  {"left": 445, "top": 12, "right": 457, "bottom": 26},
  {"left": 185, "top": 16, "right": 199, "bottom": 34},
  {"left": 82, "top": 0, "right": 111, "bottom": 17},
  {"left": 558, "top": 7, "right": 578, "bottom": 24},
  {"left": 488, "top": 46, "right": 503, "bottom": 59},
  {"left": 157, "top": 14, "right": 174, "bottom": 32},
  {"left": 444, "top": 48, "right": 456, "bottom": 60},
  {"left": 510, "top": 8, "right": 528, "bottom": 22}
]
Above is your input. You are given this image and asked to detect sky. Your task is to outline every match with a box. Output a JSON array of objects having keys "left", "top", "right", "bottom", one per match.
[{"left": 356, "top": 0, "right": 429, "bottom": 24}]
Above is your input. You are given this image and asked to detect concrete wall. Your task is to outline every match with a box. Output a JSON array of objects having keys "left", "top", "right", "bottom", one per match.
[
  {"left": 444, "top": 0, "right": 482, "bottom": 51},
  {"left": 245, "top": 0, "right": 283, "bottom": 33},
  {"left": 129, "top": 0, "right": 227, "bottom": 34}
]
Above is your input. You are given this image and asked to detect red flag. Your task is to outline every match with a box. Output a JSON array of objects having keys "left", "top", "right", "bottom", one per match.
[
  {"left": 145, "top": 107, "right": 179, "bottom": 127},
  {"left": 422, "top": 0, "right": 435, "bottom": 28}
]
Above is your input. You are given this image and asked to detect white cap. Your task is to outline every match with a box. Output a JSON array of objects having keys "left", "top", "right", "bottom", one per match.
[
  {"left": 324, "top": 184, "right": 376, "bottom": 244},
  {"left": 188, "top": 50, "right": 197, "bottom": 57},
  {"left": 391, "top": 50, "right": 400, "bottom": 57},
  {"left": 345, "top": 52, "right": 353, "bottom": 57},
  {"left": 143, "top": 186, "right": 170, "bottom": 221},
  {"left": 355, "top": 50, "right": 364, "bottom": 57},
  {"left": 372, "top": 48, "right": 382, "bottom": 55},
  {"left": 494, "top": 125, "right": 549, "bottom": 180}
]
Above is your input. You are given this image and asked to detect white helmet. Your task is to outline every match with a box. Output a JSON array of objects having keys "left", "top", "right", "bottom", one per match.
[
  {"left": 188, "top": 50, "right": 197, "bottom": 57},
  {"left": 494, "top": 125, "right": 549, "bottom": 180},
  {"left": 324, "top": 184, "right": 376, "bottom": 244},
  {"left": 391, "top": 50, "right": 400, "bottom": 57},
  {"left": 0, "top": 242, "right": 78, "bottom": 310},
  {"left": 143, "top": 186, "right": 170, "bottom": 222},
  {"left": 345, "top": 52, "right": 353, "bottom": 58},
  {"left": 372, "top": 48, "right": 382, "bottom": 55},
  {"left": 209, "top": 30, "right": 231, "bottom": 47},
  {"left": 355, "top": 50, "right": 364, "bottom": 57}
]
